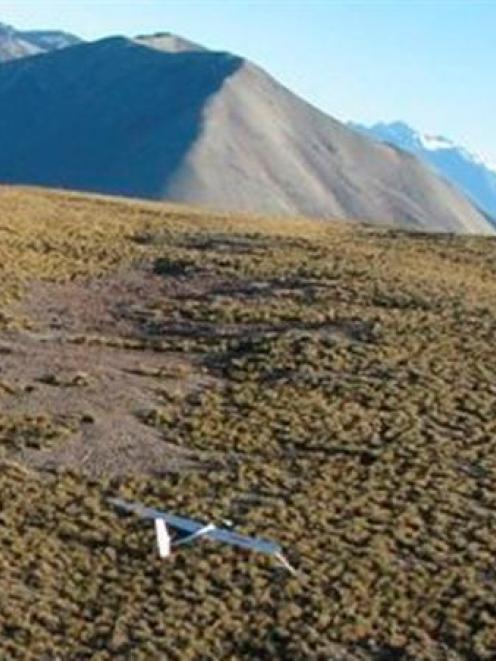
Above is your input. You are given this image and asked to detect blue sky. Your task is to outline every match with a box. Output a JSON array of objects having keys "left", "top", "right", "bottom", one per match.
[{"left": 2, "top": 1, "right": 494, "bottom": 163}]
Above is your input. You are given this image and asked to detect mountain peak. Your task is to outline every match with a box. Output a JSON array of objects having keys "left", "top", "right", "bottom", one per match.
[{"left": 134, "top": 32, "right": 206, "bottom": 54}]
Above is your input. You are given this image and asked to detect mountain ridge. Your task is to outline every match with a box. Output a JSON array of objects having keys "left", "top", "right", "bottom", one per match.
[{"left": 0, "top": 31, "right": 492, "bottom": 234}]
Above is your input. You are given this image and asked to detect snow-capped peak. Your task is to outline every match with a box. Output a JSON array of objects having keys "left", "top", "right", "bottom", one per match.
[
  {"left": 350, "top": 120, "right": 496, "bottom": 220},
  {"left": 352, "top": 120, "right": 496, "bottom": 176},
  {"left": 418, "top": 133, "right": 496, "bottom": 173}
]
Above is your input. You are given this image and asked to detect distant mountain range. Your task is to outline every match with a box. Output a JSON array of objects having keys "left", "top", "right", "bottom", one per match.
[
  {"left": 0, "top": 22, "right": 81, "bottom": 62},
  {"left": 0, "top": 24, "right": 493, "bottom": 234},
  {"left": 350, "top": 121, "right": 496, "bottom": 223}
]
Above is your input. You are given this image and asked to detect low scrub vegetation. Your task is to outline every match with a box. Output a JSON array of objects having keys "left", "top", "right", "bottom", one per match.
[{"left": 0, "top": 187, "right": 495, "bottom": 658}]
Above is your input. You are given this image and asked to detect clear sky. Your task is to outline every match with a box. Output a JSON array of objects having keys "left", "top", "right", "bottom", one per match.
[{"left": 1, "top": 0, "right": 494, "bottom": 163}]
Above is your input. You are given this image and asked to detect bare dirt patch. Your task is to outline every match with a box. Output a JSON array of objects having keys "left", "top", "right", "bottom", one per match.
[{"left": 0, "top": 266, "right": 219, "bottom": 476}]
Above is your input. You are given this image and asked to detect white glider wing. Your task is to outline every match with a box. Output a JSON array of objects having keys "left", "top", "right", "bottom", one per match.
[
  {"left": 109, "top": 498, "right": 205, "bottom": 534},
  {"left": 108, "top": 497, "right": 294, "bottom": 571},
  {"left": 207, "top": 527, "right": 281, "bottom": 555}
]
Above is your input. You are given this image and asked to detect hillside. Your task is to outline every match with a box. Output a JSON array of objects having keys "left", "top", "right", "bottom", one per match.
[
  {"left": 351, "top": 121, "right": 496, "bottom": 222},
  {"left": 0, "top": 187, "right": 495, "bottom": 658},
  {"left": 0, "top": 22, "right": 80, "bottom": 62},
  {"left": 0, "top": 34, "right": 492, "bottom": 234}
]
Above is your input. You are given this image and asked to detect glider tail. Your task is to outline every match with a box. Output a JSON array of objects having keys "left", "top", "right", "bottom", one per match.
[{"left": 274, "top": 552, "right": 297, "bottom": 575}]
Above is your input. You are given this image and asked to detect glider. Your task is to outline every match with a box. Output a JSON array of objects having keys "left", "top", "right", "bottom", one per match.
[{"left": 108, "top": 497, "right": 296, "bottom": 574}]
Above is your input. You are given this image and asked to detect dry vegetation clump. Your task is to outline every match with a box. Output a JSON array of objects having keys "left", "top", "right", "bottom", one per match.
[
  {"left": 0, "top": 414, "right": 73, "bottom": 452},
  {"left": 1, "top": 186, "right": 496, "bottom": 658}
]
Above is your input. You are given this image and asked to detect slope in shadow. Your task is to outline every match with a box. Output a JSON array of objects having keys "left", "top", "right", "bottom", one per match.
[{"left": 0, "top": 37, "right": 243, "bottom": 198}]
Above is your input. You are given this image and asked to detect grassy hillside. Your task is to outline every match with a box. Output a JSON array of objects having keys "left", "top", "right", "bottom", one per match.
[{"left": 1, "top": 186, "right": 496, "bottom": 659}]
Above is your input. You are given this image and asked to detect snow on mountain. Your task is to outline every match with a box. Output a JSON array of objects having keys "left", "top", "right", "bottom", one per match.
[
  {"left": 350, "top": 121, "right": 496, "bottom": 221},
  {"left": 419, "top": 133, "right": 456, "bottom": 151}
]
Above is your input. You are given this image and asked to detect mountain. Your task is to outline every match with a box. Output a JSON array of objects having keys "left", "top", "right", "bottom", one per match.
[
  {"left": 0, "top": 23, "right": 40, "bottom": 61},
  {"left": 350, "top": 121, "right": 496, "bottom": 223},
  {"left": 20, "top": 28, "right": 81, "bottom": 52},
  {"left": 0, "top": 22, "right": 80, "bottom": 62},
  {"left": 0, "top": 34, "right": 492, "bottom": 234}
]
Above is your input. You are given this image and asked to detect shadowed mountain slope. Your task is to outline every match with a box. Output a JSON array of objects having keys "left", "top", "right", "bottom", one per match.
[
  {"left": 0, "top": 37, "right": 243, "bottom": 198},
  {"left": 0, "top": 34, "right": 492, "bottom": 234}
]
